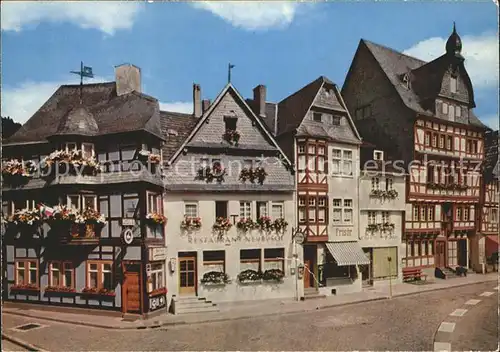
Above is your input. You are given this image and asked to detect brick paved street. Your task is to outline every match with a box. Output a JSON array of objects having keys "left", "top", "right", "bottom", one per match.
[{"left": 2, "top": 282, "right": 498, "bottom": 351}]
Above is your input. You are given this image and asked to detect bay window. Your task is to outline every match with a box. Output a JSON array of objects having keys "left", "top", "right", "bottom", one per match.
[
  {"left": 123, "top": 193, "right": 139, "bottom": 218},
  {"left": 147, "top": 192, "right": 161, "bottom": 213}
]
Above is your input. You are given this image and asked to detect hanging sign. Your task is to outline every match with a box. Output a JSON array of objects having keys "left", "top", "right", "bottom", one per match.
[
  {"left": 149, "top": 247, "right": 167, "bottom": 261},
  {"left": 122, "top": 228, "right": 134, "bottom": 245}
]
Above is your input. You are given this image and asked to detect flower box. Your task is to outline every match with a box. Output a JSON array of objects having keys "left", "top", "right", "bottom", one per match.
[
  {"left": 80, "top": 287, "right": 116, "bottom": 299},
  {"left": 44, "top": 286, "right": 77, "bottom": 296},
  {"left": 146, "top": 212, "right": 167, "bottom": 225},
  {"left": 273, "top": 218, "right": 288, "bottom": 233},
  {"left": 237, "top": 269, "right": 262, "bottom": 284},
  {"left": 238, "top": 167, "right": 268, "bottom": 185},
  {"left": 149, "top": 287, "right": 167, "bottom": 296},
  {"left": 181, "top": 216, "right": 202, "bottom": 231},
  {"left": 256, "top": 216, "right": 273, "bottom": 232},
  {"left": 2, "top": 159, "right": 37, "bottom": 187},
  {"left": 222, "top": 129, "right": 240, "bottom": 146},
  {"left": 138, "top": 150, "right": 161, "bottom": 164},
  {"left": 195, "top": 164, "right": 227, "bottom": 183},
  {"left": 200, "top": 271, "right": 230, "bottom": 285},
  {"left": 40, "top": 150, "right": 101, "bottom": 178},
  {"left": 236, "top": 218, "right": 257, "bottom": 232},
  {"left": 262, "top": 269, "right": 285, "bottom": 282},
  {"left": 212, "top": 217, "right": 232, "bottom": 235},
  {"left": 11, "top": 284, "right": 40, "bottom": 294}
]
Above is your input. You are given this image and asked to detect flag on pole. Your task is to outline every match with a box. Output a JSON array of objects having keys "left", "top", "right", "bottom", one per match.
[{"left": 82, "top": 66, "right": 94, "bottom": 78}]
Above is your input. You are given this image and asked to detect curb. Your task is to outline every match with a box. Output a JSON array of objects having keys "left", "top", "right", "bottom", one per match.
[
  {"left": 2, "top": 333, "right": 49, "bottom": 352},
  {"left": 4, "top": 278, "right": 497, "bottom": 330}
]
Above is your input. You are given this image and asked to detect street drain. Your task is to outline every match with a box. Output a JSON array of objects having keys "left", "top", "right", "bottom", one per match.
[{"left": 13, "top": 323, "right": 42, "bottom": 331}]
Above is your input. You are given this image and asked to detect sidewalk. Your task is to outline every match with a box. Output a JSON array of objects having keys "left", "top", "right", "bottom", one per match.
[{"left": 3, "top": 273, "right": 497, "bottom": 330}]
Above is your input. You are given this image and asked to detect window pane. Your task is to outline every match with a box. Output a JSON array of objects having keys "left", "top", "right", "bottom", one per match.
[
  {"left": 64, "top": 270, "right": 72, "bottom": 288},
  {"left": 29, "top": 268, "right": 37, "bottom": 284},
  {"left": 83, "top": 144, "right": 94, "bottom": 158},
  {"left": 333, "top": 209, "right": 341, "bottom": 222},
  {"left": 271, "top": 203, "right": 283, "bottom": 219},
  {"left": 344, "top": 209, "right": 353, "bottom": 222},
  {"left": 103, "top": 263, "right": 112, "bottom": 272},
  {"left": 90, "top": 263, "right": 98, "bottom": 271},
  {"left": 103, "top": 272, "right": 113, "bottom": 290},
  {"left": 257, "top": 201, "right": 268, "bottom": 218},
  {"left": 17, "top": 267, "right": 25, "bottom": 285},
  {"left": 68, "top": 196, "right": 80, "bottom": 210},
  {"left": 90, "top": 272, "right": 98, "bottom": 288},
  {"left": 124, "top": 197, "right": 139, "bottom": 218},
  {"left": 83, "top": 196, "right": 96, "bottom": 210},
  {"left": 185, "top": 204, "right": 198, "bottom": 217}
]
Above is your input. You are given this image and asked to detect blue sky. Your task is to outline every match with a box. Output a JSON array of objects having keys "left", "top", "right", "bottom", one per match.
[{"left": 2, "top": 1, "right": 498, "bottom": 129}]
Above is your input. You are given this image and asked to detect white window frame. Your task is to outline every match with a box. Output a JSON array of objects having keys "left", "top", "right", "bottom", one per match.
[
  {"left": 331, "top": 148, "right": 342, "bottom": 175},
  {"left": 382, "top": 211, "right": 389, "bottom": 224},
  {"left": 240, "top": 201, "right": 252, "bottom": 219},
  {"left": 82, "top": 142, "right": 95, "bottom": 158},
  {"left": 332, "top": 198, "right": 342, "bottom": 223},
  {"left": 257, "top": 201, "right": 268, "bottom": 218},
  {"left": 442, "top": 102, "right": 448, "bottom": 114},
  {"left": 368, "top": 211, "right": 376, "bottom": 225},
  {"left": 67, "top": 194, "right": 81, "bottom": 211},
  {"left": 343, "top": 199, "right": 353, "bottom": 224},
  {"left": 65, "top": 142, "right": 78, "bottom": 152},
  {"left": 385, "top": 178, "right": 393, "bottom": 191},
  {"left": 147, "top": 192, "right": 161, "bottom": 213},
  {"left": 342, "top": 150, "right": 353, "bottom": 176},
  {"left": 149, "top": 262, "right": 165, "bottom": 292},
  {"left": 271, "top": 202, "right": 284, "bottom": 220},
  {"left": 82, "top": 195, "right": 97, "bottom": 210},
  {"left": 184, "top": 202, "right": 198, "bottom": 218},
  {"left": 374, "top": 150, "right": 384, "bottom": 161},
  {"left": 450, "top": 77, "right": 457, "bottom": 93},
  {"left": 371, "top": 177, "right": 380, "bottom": 190},
  {"left": 331, "top": 148, "right": 353, "bottom": 177}
]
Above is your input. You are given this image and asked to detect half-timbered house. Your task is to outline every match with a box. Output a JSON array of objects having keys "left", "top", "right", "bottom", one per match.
[
  {"left": 161, "top": 82, "right": 298, "bottom": 312},
  {"left": 2, "top": 64, "right": 168, "bottom": 317},
  {"left": 478, "top": 130, "right": 499, "bottom": 271},
  {"left": 274, "top": 76, "right": 368, "bottom": 296},
  {"left": 342, "top": 24, "right": 490, "bottom": 277}
]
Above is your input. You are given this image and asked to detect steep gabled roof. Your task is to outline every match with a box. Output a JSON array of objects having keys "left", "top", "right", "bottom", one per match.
[
  {"left": 5, "top": 82, "right": 164, "bottom": 145},
  {"left": 167, "top": 83, "right": 292, "bottom": 167},
  {"left": 360, "top": 39, "right": 487, "bottom": 129},
  {"left": 159, "top": 111, "right": 198, "bottom": 161},
  {"left": 276, "top": 76, "right": 362, "bottom": 143}
]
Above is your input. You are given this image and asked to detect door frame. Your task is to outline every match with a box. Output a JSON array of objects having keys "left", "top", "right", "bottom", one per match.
[
  {"left": 303, "top": 245, "right": 317, "bottom": 289},
  {"left": 435, "top": 240, "right": 446, "bottom": 268},
  {"left": 121, "top": 261, "right": 143, "bottom": 314},
  {"left": 178, "top": 253, "right": 197, "bottom": 296}
]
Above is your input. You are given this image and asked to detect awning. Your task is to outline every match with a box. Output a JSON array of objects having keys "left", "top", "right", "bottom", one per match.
[{"left": 325, "top": 241, "right": 370, "bottom": 266}]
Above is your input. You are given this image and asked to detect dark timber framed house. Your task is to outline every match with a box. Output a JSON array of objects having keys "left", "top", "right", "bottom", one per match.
[
  {"left": 342, "top": 24, "right": 490, "bottom": 276},
  {"left": 2, "top": 64, "right": 168, "bottom": 317}
]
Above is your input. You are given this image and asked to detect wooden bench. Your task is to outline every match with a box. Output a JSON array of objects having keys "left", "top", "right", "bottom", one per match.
[{"left": 402, "top": 268, "right": 428, "bottom": 282}]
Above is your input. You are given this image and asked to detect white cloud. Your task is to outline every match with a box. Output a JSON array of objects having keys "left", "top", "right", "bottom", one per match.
[
  {"left": 191, "top": 1, "right": 301, "bottom": 30},
  {"left": 159, "top": 102, "right": 193, "bottom": 114},
  {"left": 1, "top": 1, "right": 143, "bottom": 35},
  {"left": 404, "top": 32, "right": 499, "bottom": 88},
  {"left": 1, "top": 76, "right": 109, "bottom": 124}
]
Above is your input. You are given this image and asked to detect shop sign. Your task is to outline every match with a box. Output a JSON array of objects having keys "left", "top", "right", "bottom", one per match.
[
  {"left": 187, "top": 233, "right": 284, "bottom": 245},
  {"left": 149, "top": 247, "right": 167, "bottom": 261},
  {"left": 335, "top": 228, "right": 353, "bottom": 237},
  {"left": 149, "top": 294, "right": 166, "bottom": 312}
]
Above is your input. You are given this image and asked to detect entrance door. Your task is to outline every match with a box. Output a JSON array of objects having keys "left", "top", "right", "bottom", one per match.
[
  {"left": 123, "top": 263, "right": 141, "bottom": 314},
  {"left": 457, "top": 239, "right": 467, "bottom": 267},
  {"left": 179, "top": 256, "right": 196, "bottom": 295},
  {"left": 303, "top": 245, "right": 316, "bottom": 289},
  {"left": 360, "top": 249, "right": 372, "bottom": 286},
  {"left": 304, "top": 259, "right": 312, "bottom": 288},
  {"left": 435, "top": 241, "right": 446, "bottom": 268}
]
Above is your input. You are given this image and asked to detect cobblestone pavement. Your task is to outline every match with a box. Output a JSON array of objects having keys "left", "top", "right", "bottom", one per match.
[
  {"left": 451, "top": 288, "right": 499, "bottom": 351},
  {"left": 2, "top": 282, "right": 497, "bottom": 351}
]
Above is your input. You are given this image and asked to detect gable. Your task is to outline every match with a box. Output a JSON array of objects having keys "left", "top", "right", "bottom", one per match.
[
  {"left": 190, "top": 90, "right": 270, "bottom": 147},
  {"left": 438, "top": 66, "right": 471, "bottom": 105},
  {"left": 312, "top": 85, "right": 344, "bottom": 110}
]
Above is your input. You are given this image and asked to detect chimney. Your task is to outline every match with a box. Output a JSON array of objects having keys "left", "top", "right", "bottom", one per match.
[
  {"left": 115, "top": 64, "right": 141, "bottom": 96},
  {"left": 253, "top": 85, "right": 266, "bottom": 117},
  {"left": 193, "top": 84, "right": 202, "bottom": 118},
  {"left": 202, "top": 99, "right": 211, "bottom": 113}
]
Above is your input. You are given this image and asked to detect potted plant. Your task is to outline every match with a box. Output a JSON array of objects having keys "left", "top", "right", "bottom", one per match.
[
  {"left": 262, "top": 269, "right": 285, "bottom": 282},
  {"left": 181, "top": 216, "right": 202, "bottom": 231},
  {"left": 11, "top": 283, "right": 40, "bottom": 293},
  {"left": 200, "top": 271, "right": 230, "bottom": 286},
  {"left": 273, "top": 218, "right": 288, "bottom": 233},
  {"left": 6, "top": 208, "right": 43, "bottom": 229},
  {"left": 81, "top": 287, "right": 116, "bottom": 297},
  {"left": 138, "top": 150, "right": 161, "bottom": 164},
  {"left": 236, "top": 218, "right": 256, "bottom": 232},
  {"left": 222, "top": 129, "right": 241, "bottom": 146},
  {"left": 212, "top": 217, "right": 232, "bottom": 237},
  {"left": 382, "top": 222, "right": 395, "bottom": 232},
  {"left": 44, "top": 286, "right": 77, "bottom": 296},
  {"left": 254, "top": 167, "right": 268, "bottom": 185},
  {"left": 41, "top": 149, "right": 101, "bottom": 177},
  {"left": 256, "top": 216, "right": 273, "bottom": 232},
  {"left": 239, "top": 167, "right": 253, "bottom": 183},
  {"left": 212, "top": 162, "right": 227, "bottom": 183},
  {"left": 367, "top": 223, "right": 380, "bottom": 233},
  {"left": 370, "top": 189, "right": 384, "bottom": 198},
  {"left": 2, "top": 159, "right": 37, "bottom": 186},
  {"left": 146, "top": 212, "right": 167, "bottom": 225},
  {"left": 77, "top": 208, "right": 106, "bottom": 238},
  {"left": 385, "top": 189, "right": 399, "bottom": 199},
  {"left": 195, "top": 166, "right": 215, "bottom": 183},
  {"left": 237, "top": 269, "right": 262, "bottom": 284}
]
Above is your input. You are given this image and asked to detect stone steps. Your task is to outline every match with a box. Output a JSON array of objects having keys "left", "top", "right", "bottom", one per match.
[
  {"left": 303, "top": 288, "right": 326, "bottom": 300},
  {"left": 172, "top": 295, "right": 220, "bottom": 315}
]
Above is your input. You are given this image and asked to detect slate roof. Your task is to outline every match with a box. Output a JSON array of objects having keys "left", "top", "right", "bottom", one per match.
[
  {"left": 361, "top": 39, "right": 487, "bottom": 129},
  {"left": 159, "top": 111, "right": 198, "bottom": 161},
  {"left": 53, "top": 106, "right": 99, "bottom": 136},
  {"left": 5, "top": 82, "right": 164, "bottom": 144},
  {"left": 484, "top": 129, "right": 499, "bottom": 182}
]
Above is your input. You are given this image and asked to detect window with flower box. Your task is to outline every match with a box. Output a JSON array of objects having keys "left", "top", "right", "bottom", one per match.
[
  {"left": 87, "top": 261, "right": 113, "bottom": 290},
  {"left": 184, "top": 203, "right": 198, "bottom": 218},
  {"left": 257, "top": 201, "right": 268, "bottom": 218},
  {"left": 264, "top": 248, "right": 285, "bottom": 272},
  {"left": 203, "top": 251, "right": 225, "bottom": 275},
  {"left": 298, "top": 197, "right": 306, "bottom": 223},
  {"left": 240, "top": 249, "right": 261, "bottom": 271},
  {"left": 49, "top": 261, "right": 74, "bottom": 289},
  {"left": 147, "top": 192, "right": 161, "bottom": 214},
  {"left": 371, "top": 177, "right": 379, "bottom": 190},
  {"left": 15, "top": 260, "right": 39, "bottom": 286},
  {"left": 368, "top": 211, "right": 376, "bottom": 225},
  {"left": 382, "top": 211, "right": 389, "bottom": 224},
  {"left": 385, "top": 178, "right": 393, "bottom": 191},
  {"left": 308, "top": 197, "right": 316, "bottom": 222}
]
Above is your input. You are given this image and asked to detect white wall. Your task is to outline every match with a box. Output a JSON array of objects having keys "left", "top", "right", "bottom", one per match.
[{"left": 164, "top": 192, "right": 303, "bottom": 303}]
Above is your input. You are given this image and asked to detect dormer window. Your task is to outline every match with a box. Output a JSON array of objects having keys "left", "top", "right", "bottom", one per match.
[
  {"left": 224, "top": 116, "right": 237, "bottom": 131},
  {"left": 374, "top": 150, "right": 384, "bottom": 161},
  {"left": 82, "top": 143, "right": 94, "bottom": 158},
  {"left": 402, "top": 73, "right": 411, "bottom": 89},
  {"left": 332, "top": 116, "right": 341, "bottom": 126},
  {"left": 313, "top": 112, "right": 322, "bottom": 122},
  {"left": 450, "top": 76, "right": 457, "bottom": 93}
]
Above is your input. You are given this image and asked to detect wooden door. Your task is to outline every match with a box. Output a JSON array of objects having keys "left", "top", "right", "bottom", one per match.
[
  {"left": 457, "top": 239, "right": 467, "bottom": 267},
  {"left": 435, "top": 241, "right": 446, "bottom": 268},
  {"left": 123, "top": 264, "right": 141, "bottom": 313},
  {"left": 179, "top": 257, "right": 196, "bottom": 295},
  {"left": 303, "top": 259, "right": 312, "bottom": 288}
]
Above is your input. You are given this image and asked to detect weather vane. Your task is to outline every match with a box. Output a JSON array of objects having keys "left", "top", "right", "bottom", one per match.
[
  {"left": 70, "top": 61, "right": 94, "bottom": 103},
  {"left": 228, "top": 63, "right": 235, "bottom": 84}
]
